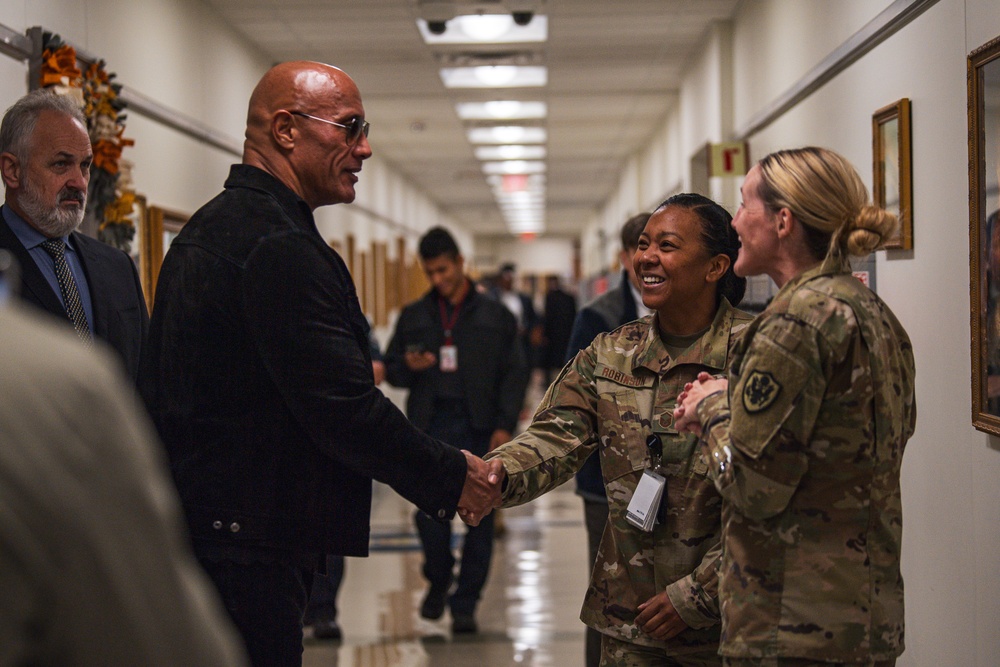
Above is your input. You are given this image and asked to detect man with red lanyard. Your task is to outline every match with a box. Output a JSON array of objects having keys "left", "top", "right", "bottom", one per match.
[{"left": 385, "top": 226, "right": 528, "bottom": 634}]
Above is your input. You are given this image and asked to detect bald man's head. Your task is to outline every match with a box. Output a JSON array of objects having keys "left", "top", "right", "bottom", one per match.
[{"left": 242, "top": 61, "right": 372, "bottom": 209}]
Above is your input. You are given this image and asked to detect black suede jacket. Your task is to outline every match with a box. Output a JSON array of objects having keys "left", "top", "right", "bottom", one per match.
[{"left": 140, "top": 165, "right": 467, "bottom": 557}]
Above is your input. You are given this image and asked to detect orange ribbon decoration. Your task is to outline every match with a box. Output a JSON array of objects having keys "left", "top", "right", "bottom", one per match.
[{"left": 39, "top": 46, "right": 81, "bottom": 87}]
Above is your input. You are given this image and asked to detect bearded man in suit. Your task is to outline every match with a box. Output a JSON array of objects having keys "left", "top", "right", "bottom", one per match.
[{"left": 0, "top": 89, "right": 147, "bottom": 381}]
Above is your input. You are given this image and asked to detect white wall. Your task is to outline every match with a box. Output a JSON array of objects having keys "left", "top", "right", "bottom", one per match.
[{"left": 597, "top": 0, "right": 1000, "bottom": 664}]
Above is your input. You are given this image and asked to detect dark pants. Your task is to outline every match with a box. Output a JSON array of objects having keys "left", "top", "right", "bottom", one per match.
[
  {"left": 305, "top": 555, "right": 345, "bottom": 624},
  {"left": 583, "top": 498, "right": 611, "bottom": 667},
  {"left": 198, "top": 558, "right": 312, "bottom": 667},
  {"left": 416, "top": 402, "right": 494, "bottom": 616}
]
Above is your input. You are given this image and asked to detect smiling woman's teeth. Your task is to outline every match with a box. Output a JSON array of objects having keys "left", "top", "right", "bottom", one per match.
[{"left": 643, "top": 276, "right": 664, "bottom": 285}]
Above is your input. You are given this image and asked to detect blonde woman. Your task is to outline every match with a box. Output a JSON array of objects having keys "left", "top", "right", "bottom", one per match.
[{"left": 675, "top": 147, "right": 916, "bottom": 667}]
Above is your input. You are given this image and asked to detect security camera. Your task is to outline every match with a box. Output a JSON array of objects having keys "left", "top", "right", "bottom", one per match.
[
  {"left": 427, "top": 19, "right": 448, "bottom": 34},
  {"left": 511, "top": 11, "right": 533, "bottom": 26}
]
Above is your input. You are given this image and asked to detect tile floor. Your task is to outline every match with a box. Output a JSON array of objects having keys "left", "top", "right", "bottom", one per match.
[{"left": 302, "top": 481, "right": 591, "bottom": 667}]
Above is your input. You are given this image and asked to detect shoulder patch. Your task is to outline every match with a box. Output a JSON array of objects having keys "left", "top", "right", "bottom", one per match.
[{"left": 742, "top": 370, "right": 782, "bottom": 413}]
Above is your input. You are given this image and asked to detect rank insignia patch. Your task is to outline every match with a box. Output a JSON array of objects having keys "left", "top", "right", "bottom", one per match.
[{"left": 743, "top": 370, "right": 781, "bottom": 413}]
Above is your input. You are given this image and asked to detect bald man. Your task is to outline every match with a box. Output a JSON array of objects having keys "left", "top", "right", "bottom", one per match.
[{"left": 140, "top": 62, "right": 501, "bottom": 666}]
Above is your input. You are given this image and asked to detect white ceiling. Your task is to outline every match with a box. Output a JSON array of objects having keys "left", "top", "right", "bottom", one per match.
[{"left": 202, "top": 0, "right": 740, "bottom": 239}]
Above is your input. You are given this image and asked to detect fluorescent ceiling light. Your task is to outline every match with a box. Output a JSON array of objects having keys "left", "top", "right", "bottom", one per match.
[
  {"left": 439, "top": 66, "right": 547, "bottom": 89},
  {"left": 417, "top": 15, "right": 547, "bottom": 44},
  {"left": 487, "top": 174, "right": 546, "bottom": 187},
  {"left": 475, "top": 65, "right": 517, "bottom": 86},
  {"left": 505, "top": 212, "right": 544, "bottom": 222},
  {"left": 467, "top": 126, "right": 547, "bottom": 144},
  {"left": 498, "top": 189, "right": 543, "bottom": 202},
  {"left": 499, "top": 201, "right": 545, "bottom": 211},
  {"left": 481, "top": 160, "right": 546, "bottom": 175},
  {"left": 455, "top": 14, "right": 512, "bottom": 40},
  {"left": 456, "top": 101, "right": 546, "bottom": 120},
  {"left": 505, "top": 220, "right": 546, "bottom": 232},
  {"left": 475, "top": 145, "right": 546, "bottom": 161}
]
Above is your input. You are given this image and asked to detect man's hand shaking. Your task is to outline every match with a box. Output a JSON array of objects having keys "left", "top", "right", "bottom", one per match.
[{"left": 456, "top": 451, "right": 505, "bottom": 526}]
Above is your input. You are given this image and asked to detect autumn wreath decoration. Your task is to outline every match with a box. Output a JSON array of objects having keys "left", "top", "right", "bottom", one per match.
[{"left": 39, "top": 33, "right": 136, "bottom": 251}]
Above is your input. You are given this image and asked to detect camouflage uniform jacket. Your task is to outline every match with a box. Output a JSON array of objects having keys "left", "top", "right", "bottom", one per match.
[
  {"left": 695, "top": 258, "right": 916, "bottom": 662},
  {"left": 487, "top": 299, "right": 752, "bottom": 651}
]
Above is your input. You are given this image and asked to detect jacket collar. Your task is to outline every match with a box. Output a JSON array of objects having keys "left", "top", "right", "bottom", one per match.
[
  {"left": 224, "top": 164, "right": 316, "bottom": 233},
  {"left": 632, "top": 298, "right": 740, "bottom": 376},
  {"left": 422, "top": 278, "right": 480, "bottom": 310},
  {"left": 772, "top": 254, "right": 851, "bottom": 304}
]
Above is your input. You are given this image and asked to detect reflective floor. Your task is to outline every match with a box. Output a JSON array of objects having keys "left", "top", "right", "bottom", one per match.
[
  {"left": 302, "top": 481, "right": 590, "bottom": 667},
  {"left": 303, "top": 371, "right": 590, "bottom": 667}
]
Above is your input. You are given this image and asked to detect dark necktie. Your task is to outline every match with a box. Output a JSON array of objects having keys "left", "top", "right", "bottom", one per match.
[{"left": 41, "top": 238, "right": 93, "bottom": 347}]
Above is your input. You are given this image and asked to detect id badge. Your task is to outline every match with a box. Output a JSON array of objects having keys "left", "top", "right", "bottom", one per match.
[
  {"left": 439, "top": 345, "right": 458, "bottom": 372},
  {"left": 625, "top": 470, "right": 666, "bottom": 532}
]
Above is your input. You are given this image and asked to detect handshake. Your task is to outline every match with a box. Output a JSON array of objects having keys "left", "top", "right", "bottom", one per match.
[{"left": 456, "top": 450, "right": 506, "bottom": 526}]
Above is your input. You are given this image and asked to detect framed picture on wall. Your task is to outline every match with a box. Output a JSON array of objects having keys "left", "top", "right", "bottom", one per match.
[
  {"left": 139, "top": 205, "right": 189, "bottom": 309},
  {"left": 968, "top": 35, "right": 1000, "bottom": 435},
  {"left": 872, "top": 98, "right": 913, "bottom": 250}
]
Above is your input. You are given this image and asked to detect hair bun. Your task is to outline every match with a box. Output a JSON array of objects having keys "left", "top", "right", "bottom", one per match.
[{"left": 843, "top": 206, "right": 898, "bottom": 256}]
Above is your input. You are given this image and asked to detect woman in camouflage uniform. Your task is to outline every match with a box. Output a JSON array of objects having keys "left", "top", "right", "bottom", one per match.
[
  {"left": 486, "top": 193, "right": 752, "bottom": 666},
  {"left": 675, "top": 147, "right": 916, "bottom": 667}
]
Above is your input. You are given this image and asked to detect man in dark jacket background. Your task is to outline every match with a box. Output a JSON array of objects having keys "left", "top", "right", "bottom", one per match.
[
  {"left": 385, "top": 226, "right": 528, "bottom": 634},
  {"left": 140, "top": 62, "right": 500, "bottom": 667}
]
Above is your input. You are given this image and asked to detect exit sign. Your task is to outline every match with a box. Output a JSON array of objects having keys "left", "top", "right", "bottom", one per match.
[{"left": 708, "top": 142, "right": 750, "bottom": 177}]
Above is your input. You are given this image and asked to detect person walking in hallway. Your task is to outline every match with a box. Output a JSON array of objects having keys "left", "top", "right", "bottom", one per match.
[
  {"left": 385, "top": 226, "right": 528, "bottom": 634},
  {"left": 540, "top": 274, "right": 577, "bottom": 385},
  {"left": 139, "top": 62, "right": 501, "bottom": 667}
]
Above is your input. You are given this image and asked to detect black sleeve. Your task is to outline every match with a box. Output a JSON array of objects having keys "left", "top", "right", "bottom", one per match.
[
  {"left": 384, "top": 307, "right": 416, "bottom": 388},
  {"left": 565, "top": 308, "right": 608, "bottom": 363},
  {"left": 496, "top": 310, "right": 529, "bottom": 433}
]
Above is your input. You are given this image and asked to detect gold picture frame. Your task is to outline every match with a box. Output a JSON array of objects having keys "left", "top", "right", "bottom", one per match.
[
  {"left": 969, "top": 35, "right": 1000, "bottom": 435},
  {"left": 139, "top": 205, "right": 189, "bottom": 309},
  {"left": 872, "top": 98, "right": 913, "bottom": 250}
]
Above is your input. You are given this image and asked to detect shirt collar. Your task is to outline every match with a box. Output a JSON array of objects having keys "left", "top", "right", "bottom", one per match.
[
  {"left": 772, "top": 255, "right": 851, "bottom": 303},
  {"left": 2, "top": 204, "right": 73, "bottom": 252},
  {"left": 627, "top": 276, "right": 652, "bottom": 318},
  {"left": 631, "top": 298, "right": 740, "bottom": 376}
]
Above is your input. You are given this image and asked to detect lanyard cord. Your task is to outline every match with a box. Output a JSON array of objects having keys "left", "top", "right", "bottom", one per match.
[{"left": 438, "top": 293, "right": 465, "bottom": 344}]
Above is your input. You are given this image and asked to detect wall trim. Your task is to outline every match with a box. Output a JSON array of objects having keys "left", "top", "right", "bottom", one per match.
[{"left": 734, "top": 0, "right": 941, "bottom": 140}]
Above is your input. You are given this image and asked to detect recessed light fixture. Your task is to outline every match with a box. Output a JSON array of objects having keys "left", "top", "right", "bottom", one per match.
[
  {"left": 439, "top": 66, "right": 547, "bottom": 89},
  {"left": 454, "top": 14, "right": 512, "bottom": 40},
  {"left": 456, "top": 101, "right": 546, "bottom": 120},
  {"left": 475, "top": 145, "right": 546, "bottom": 161},
  {"left": 417, "top": 15, "right": 547, "bottom": 44},
  {"left": 481, "top": 160, "right": 546, "bottom": 175},
  {"left": 467, "top": 126, "right": 547, "bottom": 144}
]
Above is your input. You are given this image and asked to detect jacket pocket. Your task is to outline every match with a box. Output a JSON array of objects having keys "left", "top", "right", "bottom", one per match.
[{"left": 595, "top": 388, "right": 650, "bottom": 483}]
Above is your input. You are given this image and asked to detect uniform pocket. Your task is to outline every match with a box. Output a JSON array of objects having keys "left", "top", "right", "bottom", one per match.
[{"left": 596, "top": 389, "right": 650, "bottom": 483}]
